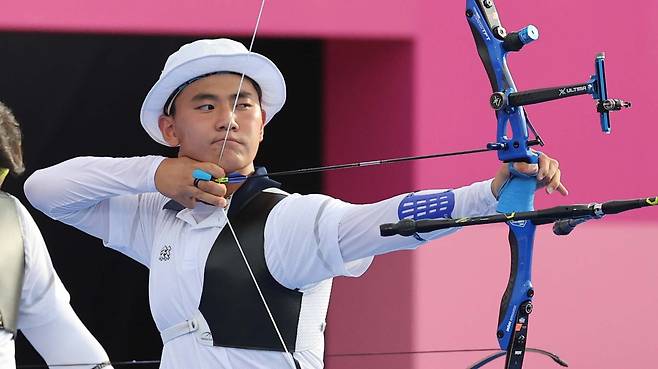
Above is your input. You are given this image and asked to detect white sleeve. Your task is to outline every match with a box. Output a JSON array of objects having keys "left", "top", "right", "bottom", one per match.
[
  {"left": 12, "top": 197, "right": 113, "bottom": 368},
  {"left": 265, "top": 179, "right": 497, "bottom": 289},
  {"left": 20, "top": 304, "right": 113, "bottom": 369},
  {"left": 14, "top": 197, "right": 71, "bottom": 329},
  {"left": 339, "top": 178, "right": 498, "bottom": 261},
  {"left": 24, "top": 156, "right": 166, "bottom": 266},
  {"left": 451, "top": 178, "right": 498, "bottom": 218},
  {"left": 0, "top": 332, "right": 15, "bottom": 369},
  {"left": 264, "top": 193, "right": 366, "bottom": 290}
]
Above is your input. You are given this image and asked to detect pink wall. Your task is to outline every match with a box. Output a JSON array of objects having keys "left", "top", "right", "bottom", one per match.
[
  {"left": 0, "top": 0, "right": 415, "bottom": 37},
  {"left": 3, "top": 0, "right": 657, "bottom": 368},
  {"left": 324, "top": 40, "right": 416, "bottom": 369},
  {"left": 322, "top": 1, "right": 658, "bottom": 368}
]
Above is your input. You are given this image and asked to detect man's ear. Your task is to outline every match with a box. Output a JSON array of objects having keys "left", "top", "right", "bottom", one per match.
[
  {"left": 158, "top": 115, "right": 180, "bottom": 147},
  {"left": 259, "top": 110, "right": 267, "bottom": 142}
]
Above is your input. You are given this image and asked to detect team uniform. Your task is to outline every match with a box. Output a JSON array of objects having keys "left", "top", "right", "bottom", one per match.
[
  {"left": 25, "top": 155, "right": 497, "bottom": 369},
  {"left": 0, "top": 192, "right": 111, "bottom": 369}
]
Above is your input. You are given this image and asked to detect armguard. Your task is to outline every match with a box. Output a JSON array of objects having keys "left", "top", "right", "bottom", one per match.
[{"left": 398, "top": 191, "right": 455, "bottom": 240}]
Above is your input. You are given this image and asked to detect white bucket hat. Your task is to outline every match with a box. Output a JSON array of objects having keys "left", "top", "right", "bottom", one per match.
[{"left": 140, "top": 38, "right": 286, "bottom": 146}]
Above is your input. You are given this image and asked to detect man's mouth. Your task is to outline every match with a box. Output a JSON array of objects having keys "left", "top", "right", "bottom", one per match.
[{"left": 213, "top": 137, "right": 240, "bottom": 145}]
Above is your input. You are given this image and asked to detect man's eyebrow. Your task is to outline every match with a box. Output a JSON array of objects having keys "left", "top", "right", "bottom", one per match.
[
  {"left": 190, "top": 93, "right": 220, "bottom": 102},
  {"left": 190, "top": 91, "right": 256, "bottom": 102},
  {"left": 231, "top": 91, "right": 256, "bottom": 99}
]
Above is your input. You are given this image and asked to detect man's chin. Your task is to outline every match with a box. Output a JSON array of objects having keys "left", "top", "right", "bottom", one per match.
[
  {"left": 218, "top": 158, "right": 253, "bottom": 175},
  {"left": 194, "top": 147, "right": 239, "bottom": 166},
  {"left": 181, "top": 148, "right": 252, "bottom": 173}
]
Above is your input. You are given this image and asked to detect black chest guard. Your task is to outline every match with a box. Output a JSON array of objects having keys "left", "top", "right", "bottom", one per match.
[
  {"left": 163, "top": 167, "right": 303, "bottom": 352},
  {"left": 201, "top": 169, "right": 302, "bottom": 351}
]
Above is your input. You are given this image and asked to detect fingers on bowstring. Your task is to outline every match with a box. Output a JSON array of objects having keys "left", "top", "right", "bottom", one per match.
[
  {"left": 196, "top": 162, "right": 226, "bottom": 181},
  {"left": 194, "top": 187, "right": 227, "bottom": 208},
  {"left": 181, "top": 195, "right": 197, "bottom": 209},
  {"left": 196, "top": 179, "right": 227, "bottom": 198}
]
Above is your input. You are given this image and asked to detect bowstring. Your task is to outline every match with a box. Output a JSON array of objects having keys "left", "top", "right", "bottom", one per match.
[{"left": 215, "top": 1, "right": 298, "bottom": 368}]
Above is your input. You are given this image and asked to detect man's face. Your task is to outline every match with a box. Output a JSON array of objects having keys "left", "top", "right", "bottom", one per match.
[{"left": 159, "top": 73, "right": 266, "bottom": 174}]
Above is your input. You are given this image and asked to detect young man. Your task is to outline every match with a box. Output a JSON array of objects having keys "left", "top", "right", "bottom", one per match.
[
  {"left": 0, "top": 101, "right": 112, "bottom": 369},
  {"left": 25, "top": 38, "right": 566, "bottom": 369}
]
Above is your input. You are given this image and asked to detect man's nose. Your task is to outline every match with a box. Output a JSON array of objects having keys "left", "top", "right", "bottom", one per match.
[{"left": 216, "top": 108, "right": 238, "bottom": 131}]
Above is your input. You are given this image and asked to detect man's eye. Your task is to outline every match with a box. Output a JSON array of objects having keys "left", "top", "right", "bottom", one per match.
[
  {"left": 197, "top": 104, "right": 215, "bottom": 111},
  {"left": 237, "top": 103, "right": 253, "bottom": 110}
]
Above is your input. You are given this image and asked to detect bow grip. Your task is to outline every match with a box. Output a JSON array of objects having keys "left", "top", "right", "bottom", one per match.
[
  {"left": 495, "top": 164, "right": 537, "bottom": 368},
  {"left": 496, "top": 163, "right": 537, "bottom": 214}
]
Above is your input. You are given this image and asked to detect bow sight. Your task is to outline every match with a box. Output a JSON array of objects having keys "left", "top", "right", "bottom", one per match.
[
  {"left": 466, "top": 0, "right": 630, "bottom": 164},
  {"left": 491, "top": 53, "right": 631, "bottom": 134}
]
